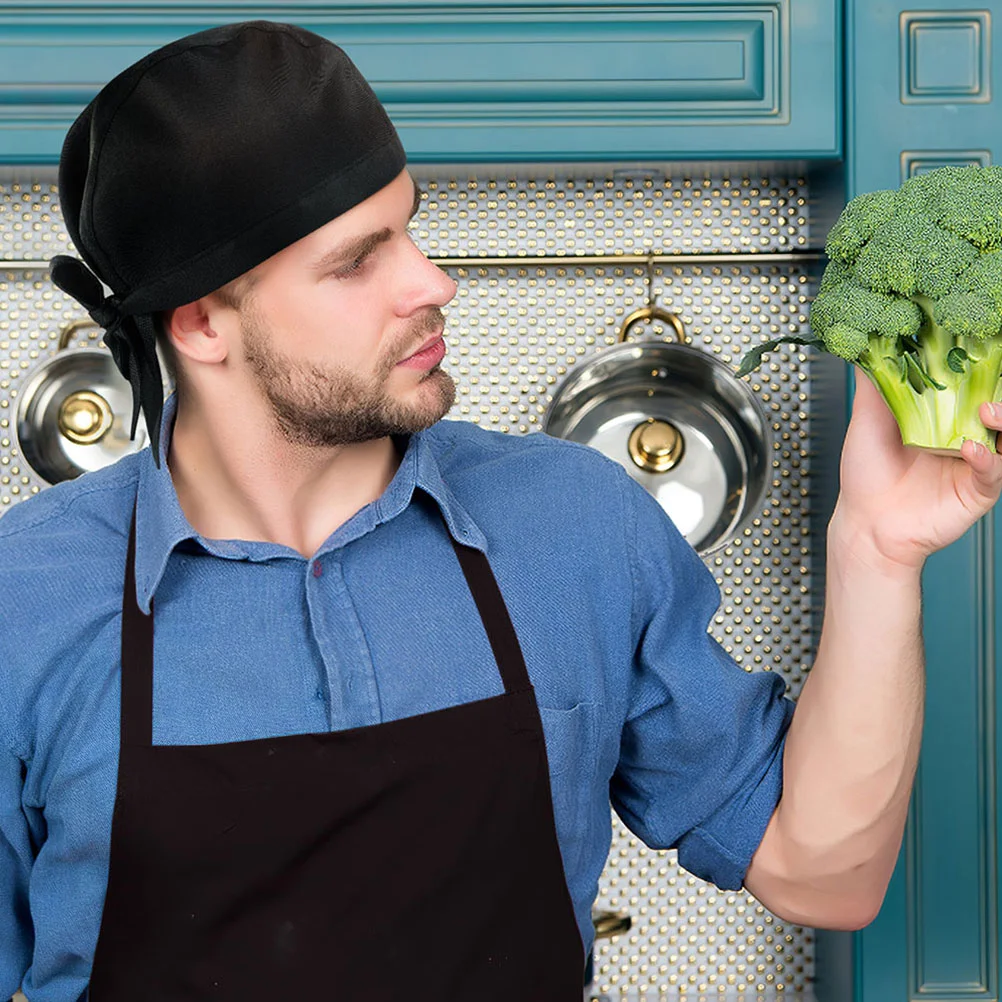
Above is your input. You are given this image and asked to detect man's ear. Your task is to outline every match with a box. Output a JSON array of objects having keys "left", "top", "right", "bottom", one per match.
[{"left": 162, "top": 297, "right": 231, "bottom": 366}]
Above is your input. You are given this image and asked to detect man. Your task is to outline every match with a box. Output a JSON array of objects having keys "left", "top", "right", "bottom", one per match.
[{"left": 1, "top": 19, "right": 1000, "bottom": 1002}]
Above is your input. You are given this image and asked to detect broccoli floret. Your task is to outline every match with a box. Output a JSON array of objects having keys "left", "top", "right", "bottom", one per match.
[
  {"left": 737, "top": 164, "right": 1002, "bottom": 453},
  {"left": 811, "top": 283, "right": 923, "bottom": 346},
  {"left": 957, "top": 250, "right": 1002, "bottom": 309},
  {"left": 821, "top": 323, "right": 869, "bottom": 361},
  {"left": 934, "top": 290, "right": 1002, "bottom": 339},
  {"left": 818, "top": 257, "right": 854, "bottom": 292},
  {"left": 853, "top": 214, "right": 978, "bottom": 298},
  {"left": 905, "top": 164, "right": 1002, "bottom": 251},
  {"left": 825, "top": 189, "right": 897, "bottom": 263},
  {"left": 882, "top": 298, "right": 926, "bottom": 340}
]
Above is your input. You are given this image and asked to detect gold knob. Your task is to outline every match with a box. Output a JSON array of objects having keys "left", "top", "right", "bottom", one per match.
[
  {"left": 628, "top": 418, "right": 684, "bottom": 473},
  {"left": 58, "top": 390, "right": 114, "bottom": 445}
]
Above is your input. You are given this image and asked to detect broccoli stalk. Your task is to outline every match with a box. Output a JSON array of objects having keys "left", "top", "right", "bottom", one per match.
[
  {"left": 737, "top": 165, "right": 1002, "bottom": 454},
  {"left": 859, "top": 295, "right": 1002, "bottom": 452},
  {"left": 954, "top": 339, "right": 1002, "bottom": 450},
  {"left": 856, "top": 332, "right": 937, "bottom": 449}
]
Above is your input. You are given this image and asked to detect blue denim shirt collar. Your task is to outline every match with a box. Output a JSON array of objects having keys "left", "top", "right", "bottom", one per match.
[{"left": 133, "top": 394, "right": 487, "bottom": 613}]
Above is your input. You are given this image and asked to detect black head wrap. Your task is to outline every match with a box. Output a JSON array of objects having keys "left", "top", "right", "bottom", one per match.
[{"left": 50, "top": 20, "right": 406, "bottom": 465}]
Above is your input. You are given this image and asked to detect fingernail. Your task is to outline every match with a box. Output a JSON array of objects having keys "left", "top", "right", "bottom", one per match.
[
  {"left": 990, "top": 403, "right": 1001, "bottom": 419},
  {"left": 973, "top": 441, "right": 988, "bottom": 457}
]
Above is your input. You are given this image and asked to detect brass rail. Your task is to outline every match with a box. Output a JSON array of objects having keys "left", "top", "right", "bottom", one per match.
[
  {"left": 2, "top": 250, "right": 823, "bottom": 273},
  {"left": 426, "top": 251, "right": 822, "bottom": 268}
]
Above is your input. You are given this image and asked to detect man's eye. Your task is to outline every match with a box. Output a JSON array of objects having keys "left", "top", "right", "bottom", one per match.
[{"left": 334, "top": 255, "right": 368, "bottom": 279}]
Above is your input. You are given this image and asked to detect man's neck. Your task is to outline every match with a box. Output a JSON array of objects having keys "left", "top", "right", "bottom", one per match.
[{"left": 166, "top": 395, "right": 403, "bottom": 558}]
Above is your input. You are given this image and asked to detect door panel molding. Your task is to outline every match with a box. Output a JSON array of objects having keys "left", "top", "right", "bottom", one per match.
[
  {"left": 0, "top": 0, "right": 838, "bottom": 162},
  {"left": 907, "top": 517, "right": 998, "bottom": 1000}
]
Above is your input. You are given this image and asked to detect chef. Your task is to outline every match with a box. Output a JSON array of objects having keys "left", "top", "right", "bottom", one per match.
[{"left": 2, "top": 19, "right": 1001, "bottom": 1002}]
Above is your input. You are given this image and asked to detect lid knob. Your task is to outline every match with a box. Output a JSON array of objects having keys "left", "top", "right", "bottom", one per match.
[
  {"left": 58, "top": 390, "right": 114, "bottom": 445},
  {"left": 628, "top": 418, "right": 684, "bottom": 473}
]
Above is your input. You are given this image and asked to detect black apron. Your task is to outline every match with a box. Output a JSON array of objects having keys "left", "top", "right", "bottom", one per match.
[{"left": 87, "top": 508, "right": 584, "bottom": 1001}]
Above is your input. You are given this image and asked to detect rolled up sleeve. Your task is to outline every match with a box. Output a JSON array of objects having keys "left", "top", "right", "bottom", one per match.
[
  {"left": 1, "top": 742, "right": 33, "bottom": 997},
  {"left": 610, "top": 477, "right": 794, "bottom": 890}
]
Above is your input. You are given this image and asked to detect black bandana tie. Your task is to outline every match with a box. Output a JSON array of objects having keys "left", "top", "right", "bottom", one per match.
[{"left": 50, "top": 254, "right": 165, "bottom": 466}]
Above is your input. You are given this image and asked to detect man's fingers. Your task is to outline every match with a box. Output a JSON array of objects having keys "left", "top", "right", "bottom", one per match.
[
  {"left": 959, "top": 432, "right": 1002, "bottom": 511},
  {"left": 979, "top": 400, "right": 1002, "bottom": 439}
]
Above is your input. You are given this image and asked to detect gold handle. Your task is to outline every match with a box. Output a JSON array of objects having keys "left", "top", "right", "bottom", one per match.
[
  {"left": 617, "top": 305, "right": 687, "bottom": 344},
  {"left": 592, "top": 910, "right": 632, "bottom": 939},
  {"left": 57, "top": 318, "right": 101, "bottom": 351}
]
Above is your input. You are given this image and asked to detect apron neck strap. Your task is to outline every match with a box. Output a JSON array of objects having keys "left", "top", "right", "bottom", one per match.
[
  {"left": 447, "top": 536, "right": 532, "bottom": 694},
  {"left": 121, "top": 504, "right": 154, "bottom": 747}
]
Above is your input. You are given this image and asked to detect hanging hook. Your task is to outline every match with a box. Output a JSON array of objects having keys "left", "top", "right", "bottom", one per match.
[{"left": 617, "top": 255, "right": 688, "bottom": 343}]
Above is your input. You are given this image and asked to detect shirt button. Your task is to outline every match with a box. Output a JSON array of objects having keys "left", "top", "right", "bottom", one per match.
[{"left": 312, "top": 561, "right": 323, "bottom": 578}]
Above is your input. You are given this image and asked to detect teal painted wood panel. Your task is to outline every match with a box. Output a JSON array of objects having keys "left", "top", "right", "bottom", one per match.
[
  {"left": 910, "top": 522, "right": 997, "bottom": 997},
  {"left": 0, "top": 1, "right": 839, "bottom": 164},
  {"left": 844, "top": 3, "right": 1002, "bottom": 1000},
  {"left": 848, "top": 1, "right": 1001, "bottom": 194},
  {"left": 854, "top": 526, "right": 997, "bottom": 1002}
]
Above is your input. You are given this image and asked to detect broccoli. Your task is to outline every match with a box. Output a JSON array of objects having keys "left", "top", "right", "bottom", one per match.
[{"left": 738, "top": 165, "right": 1002, "bottom": 453}]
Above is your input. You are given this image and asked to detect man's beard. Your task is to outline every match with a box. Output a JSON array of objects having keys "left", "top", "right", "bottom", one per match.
[{"left": 241, "top": 305, "right": 456, "bottom": 448}]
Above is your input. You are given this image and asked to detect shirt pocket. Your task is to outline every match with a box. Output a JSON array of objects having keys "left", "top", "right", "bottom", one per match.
[{"left": 538, "top": 702, "right": 600, "bottom": 880}]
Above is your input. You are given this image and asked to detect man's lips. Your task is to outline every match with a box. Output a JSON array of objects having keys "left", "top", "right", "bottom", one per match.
[{"left": 398, "top": 332, "right": 447, "bottom": 369}]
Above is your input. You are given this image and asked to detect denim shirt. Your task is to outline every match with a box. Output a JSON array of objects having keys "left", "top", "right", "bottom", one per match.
[{"left": 0, "top": 395, "right": 793, "bottom": 1001}]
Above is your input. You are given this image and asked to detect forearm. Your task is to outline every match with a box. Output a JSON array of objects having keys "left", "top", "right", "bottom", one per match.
[{"left": 747, "top": 512, "right": 925, "bottom": 927}]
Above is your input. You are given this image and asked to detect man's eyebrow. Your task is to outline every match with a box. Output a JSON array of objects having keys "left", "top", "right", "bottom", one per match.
[
  {"left": 309, "top": 182, "right": 424, "bottom": 272},
  {"left": 309, "top": 229, "right": 392, "bottom": 272}
]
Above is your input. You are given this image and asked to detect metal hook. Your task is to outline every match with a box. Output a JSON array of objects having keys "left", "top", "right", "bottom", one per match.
[
  {"left": 617, "top": 305, "right": 687, "bottom": 343},
  {"left": 618, "top": 258, "right": 688, "bottom": 343},
  {"left": 57, "top": 317, "right": 102, "bottom": 351}
]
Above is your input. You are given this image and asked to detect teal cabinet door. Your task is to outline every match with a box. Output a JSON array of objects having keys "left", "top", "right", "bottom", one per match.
[
  {"left": 823, "top": 3, "right": 1002, "bottom": 1001},
  {"left": 0, "top": 1, "right": 838, "bottom": 164}
]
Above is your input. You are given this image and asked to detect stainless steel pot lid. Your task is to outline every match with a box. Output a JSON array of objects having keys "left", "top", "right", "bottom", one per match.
[
  {"left": 16, "top": 319, "right": 150, "bottom": 485},
  {"left": 544, "top": 309, "right": 771, "bottom": 555}
]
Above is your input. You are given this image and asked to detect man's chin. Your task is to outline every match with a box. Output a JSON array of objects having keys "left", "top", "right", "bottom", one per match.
[
  {"left": 412, "top": 367, "right": 456, "bottom": 424},
  {"left": 376, "top": 370, "right": 455, "bottom": 439}
]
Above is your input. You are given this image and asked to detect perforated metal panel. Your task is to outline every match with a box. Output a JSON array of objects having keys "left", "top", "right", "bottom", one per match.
[{"left": 0, "top": 168, "right": 817, "bottom": 998}]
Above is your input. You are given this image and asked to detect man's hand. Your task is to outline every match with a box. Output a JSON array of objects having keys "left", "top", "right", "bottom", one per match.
[{"left": 832, "top": 369, "right": 1002, "bottom": 571}]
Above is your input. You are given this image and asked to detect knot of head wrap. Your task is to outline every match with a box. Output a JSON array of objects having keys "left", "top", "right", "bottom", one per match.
[
  {"left": 87, "top": 294, "right": 123, "bottom": 333},
  {"left": 49, "top": 254, "right": 165, "bottom": 466}
]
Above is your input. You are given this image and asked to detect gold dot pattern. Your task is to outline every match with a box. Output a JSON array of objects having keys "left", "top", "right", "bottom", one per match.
[
  {"left": 0, "top": 171, "right": 816, "bottom": 997},
  {"left": 411, "top": 173, "right": 809, "bottom": 256},
  {"left": 0, "top": 175, "right": 71, "bottom": 259}
]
